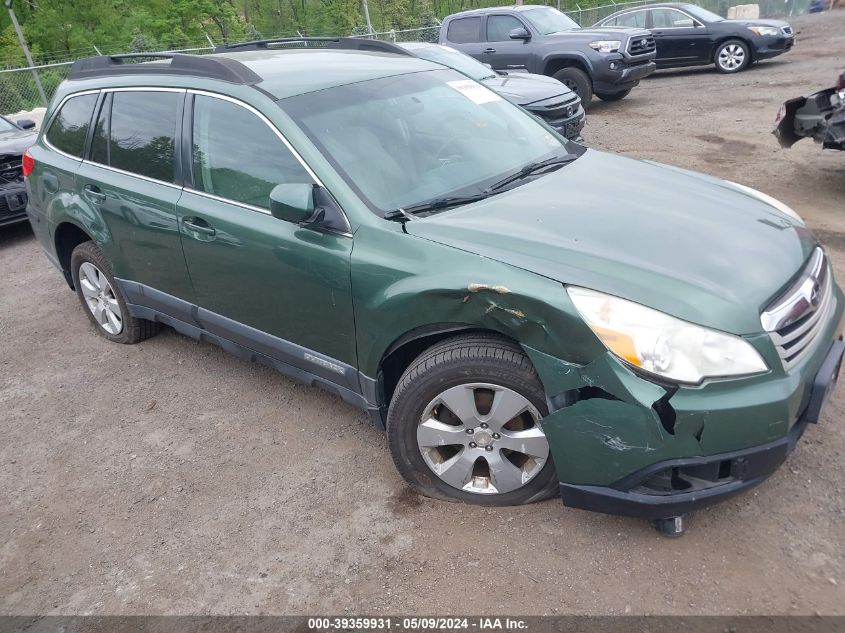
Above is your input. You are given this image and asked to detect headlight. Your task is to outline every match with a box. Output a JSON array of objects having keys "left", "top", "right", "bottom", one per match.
[
  {"left": 728, "top": 181, "right": 804, "bottom": 224},
  {"left": 748, "top": 25, "right": 780, "bottom": 36},
  {"left": 566, "top": 287, "right": 768, "bottom": 383},
  {"left": 589, "top": 40, "right": 622, "bottom": 53}
]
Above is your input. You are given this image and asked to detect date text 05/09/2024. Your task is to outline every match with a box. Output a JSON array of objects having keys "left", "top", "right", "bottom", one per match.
[{"left": 307, "top": 617, "right": 529, "bottom": 631}]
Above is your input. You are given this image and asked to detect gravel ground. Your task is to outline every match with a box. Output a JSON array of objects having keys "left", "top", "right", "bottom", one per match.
[{"left": 2, "top": 11, "right": 844, "bottom": 616}]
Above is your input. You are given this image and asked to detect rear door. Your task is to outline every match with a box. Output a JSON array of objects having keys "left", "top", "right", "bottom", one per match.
[
  {"left": 176, "top": 92, "right": 357, "bottom": 371},
  {"left": 483, "top": 14, "right": 531, "bottom": 71},
  {"left": 648, "top": 8, "right": 709, "bottom": 65},
  {"left": 76, "top": 88, "right": 194, "bottom": 305},
  {"left": 442, "top": 16, "right": 487, "bottom": 61}
]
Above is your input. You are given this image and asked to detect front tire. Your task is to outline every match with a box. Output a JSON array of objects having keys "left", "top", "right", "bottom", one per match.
[
  {"left": 552, "top": 67, "right": 593, "bottom": 104},
  {"left": 595, "top": 88, "right": 632, "bottom": 102},
  {"left": 386, "top": 334, "right": 559, "bottom": 506},
  {"left": 714, "top": 39, "right": 750, "bottom": 73},
  {"left": 70, "top": 241, "right": 159, "bottom": 344}
]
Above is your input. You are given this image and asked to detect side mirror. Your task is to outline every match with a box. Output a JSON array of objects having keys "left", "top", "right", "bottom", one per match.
[
  {"left": 16, "top": 119, "right": 36, "bottom": 130},
  {"left": 509, "top": 27, "right": 530, "bottom": 40},
  {"left": 269, "top": 183, "right": 315, "bottom": 224}
]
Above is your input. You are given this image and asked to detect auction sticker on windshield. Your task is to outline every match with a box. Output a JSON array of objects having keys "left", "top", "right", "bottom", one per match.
[{"left": 447, "top": 79, "right": 502, "bottom": 104}]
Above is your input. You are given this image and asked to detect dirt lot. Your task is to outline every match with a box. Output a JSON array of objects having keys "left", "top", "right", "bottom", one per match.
[{"left": 2, "top": 11, "right": 845, "bottom": 617}]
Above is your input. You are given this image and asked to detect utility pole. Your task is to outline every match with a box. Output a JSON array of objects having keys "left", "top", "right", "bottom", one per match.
[
  {"left": 4, "top": 0, "right": 47, "bottom": 107},
  {"left": 361, "top": 0, "right": 374, "bottom": 35}
]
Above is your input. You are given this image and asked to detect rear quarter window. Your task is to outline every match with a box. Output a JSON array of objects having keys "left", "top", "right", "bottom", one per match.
[
  {"left": 45, "top": 93, "right": 98, "bottom": 158},
  {"left": 446, "top": 17, "right": 482, "bottom": 44}
]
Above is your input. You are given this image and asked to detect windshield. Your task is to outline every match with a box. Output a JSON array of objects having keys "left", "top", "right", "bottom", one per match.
[
  {"left": 521, "top": 7, "right": 581, "bottom": 34},
  {"left": 684, "top": 5, "right": 724, "bottom": 22},
  {"left": 0, "top": 117, "right": 19, "bottom": 133},
  {"left": 409, "top": 45, "right": 495, "bottom": 81},
  {"left": 280, "top": 69, "right": 568, "bottom": 215}
]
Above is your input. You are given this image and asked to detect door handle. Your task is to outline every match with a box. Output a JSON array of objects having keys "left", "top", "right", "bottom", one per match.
[
  {"left": 82, "top": 184, "right": 106, "bottom": 204},
  {"left": 183, "top": 216, "right": 216, "bottom": 237},
  {"left": 484, "top": 47, "right": 496, "bottom": 53}
]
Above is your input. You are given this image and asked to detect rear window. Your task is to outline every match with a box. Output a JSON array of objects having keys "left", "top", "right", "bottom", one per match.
[
  {"left": 446, "top": 17, "right": 482, "bottom": 43},
  {"left": 107, "top": 91, "right": 180, "bottom": 183},
  {"left": 45, "top": 93, "right": 98, "bottom": 158}
]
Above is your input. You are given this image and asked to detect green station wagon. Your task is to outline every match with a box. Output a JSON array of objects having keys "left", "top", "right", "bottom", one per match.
[{"left": 24, "top": 41, "right": 844, "bottom": 535}]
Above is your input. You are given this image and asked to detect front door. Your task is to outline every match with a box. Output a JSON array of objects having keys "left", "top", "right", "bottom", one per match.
[
  {"left": 648, "top": 8, "right": 710, "bottom": 65},
  {"left": 176, "top": 92, "right": 357, "bottom": 373},
  {"left": 483, "top": 14, "right": 531, "bottom": 72}
]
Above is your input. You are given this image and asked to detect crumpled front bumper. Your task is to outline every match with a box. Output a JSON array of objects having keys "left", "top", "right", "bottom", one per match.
[{"left": 523, "top": 284, "right": 845, "bottom": 519}]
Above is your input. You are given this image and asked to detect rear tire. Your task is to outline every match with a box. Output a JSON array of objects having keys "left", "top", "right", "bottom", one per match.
[
  {"left": 595, "top": 88, "right": 631, "bottom": 102},
  {"left": 714, "top": 39, "right": 750, "bottom": 73},
  {"left": 70, "top": 241, "right": 159, "bottom": 344},
  {"left": 552, "top": 67, "right": 593, "bottom": 104},
  {"left": 386, "top": 334, "right": 559, "bottom": 506}
]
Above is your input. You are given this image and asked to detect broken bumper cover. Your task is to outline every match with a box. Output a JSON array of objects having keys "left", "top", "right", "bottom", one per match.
[{"left": 559, "top": 338, "right": 845, "bottom": 519}]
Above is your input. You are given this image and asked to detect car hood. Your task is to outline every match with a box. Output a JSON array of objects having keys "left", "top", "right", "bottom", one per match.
[
  {"left": 548, "top": 26, "right": 651, "bottom": 41},
  {"left": 482, "top": 73, "right": 575, "bottom": 106},
  {"left": 730, "top": 18, "right": 790, "bottom": 28},
  {"left": 0, "top": 129, "right": 37, "bottom": 154},
  {"left": 404, "top": 150, "right": 816, "bottom": 335}
]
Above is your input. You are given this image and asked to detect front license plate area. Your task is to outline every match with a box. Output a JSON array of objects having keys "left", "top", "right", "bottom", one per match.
[{"left": 803, "top": 339, "right": 845, "bottom": 424}]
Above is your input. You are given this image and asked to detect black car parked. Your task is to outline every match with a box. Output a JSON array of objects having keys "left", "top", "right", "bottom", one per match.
[
  {"left": 439, "top": 5, "right": 657, "bottom": 103},
  {"left": 397, "top": 42, "right": 585, "bottom": 140},
  {"left": 0, "top": 114, "right": 37, "bottom": 228},
  {"left": 595, "top": 3, "right": 794, "bottom": 73}
]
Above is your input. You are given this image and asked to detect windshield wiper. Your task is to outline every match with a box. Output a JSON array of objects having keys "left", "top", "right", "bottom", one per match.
[
  {"left": 384, "top": 194, "right": 489, "bottom": 220},
  {"left": 484, "top": 153, "right": 578, "bottom": 194}
]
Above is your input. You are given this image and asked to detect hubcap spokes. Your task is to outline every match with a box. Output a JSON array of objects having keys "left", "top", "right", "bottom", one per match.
[
  {"left": 79, "top": 262, "right": 123, "bottom": 335},
  {"left": 719, "top": 45, "right": 745, "bottom": 70},
  {"left": 416, "top": 383, "right": 548, "bottom": 495}
]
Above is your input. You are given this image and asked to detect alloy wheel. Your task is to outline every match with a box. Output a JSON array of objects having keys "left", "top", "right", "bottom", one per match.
[
  {"left": 416, "top": 383, "right": 549, "bottom": 495},
  {"left": 78, "top": 262, "right": 123, "bottom": 335},
  {"left": 718, "top": 44, "right": 746, "bottom": 71}
]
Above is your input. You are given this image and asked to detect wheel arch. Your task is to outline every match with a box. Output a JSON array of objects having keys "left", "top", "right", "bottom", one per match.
[
  {"left": 376, "top": 323, "right": 526, "bottom": 414},
  {"left": 542, "top": 55, "right": 592, "bottom": 80},
  {"left": 712, "top": 35, "right": 754, "bottom": 63},
  {"left": 54, "top": 221, "right": 94, "bottom": 289}
]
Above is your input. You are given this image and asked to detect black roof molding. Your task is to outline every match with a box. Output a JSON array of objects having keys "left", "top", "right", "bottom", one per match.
[
  {"left": 213, "top": 36, "right": 412, "bottom": 57},
  {"left": 68, "top": 53, "right": 263, "bottom": 84}
]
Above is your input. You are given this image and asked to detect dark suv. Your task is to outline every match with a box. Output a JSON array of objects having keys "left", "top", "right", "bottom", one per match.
[
  {"left": 24, "top": 46, "right": 844, "bottom": 536},
  {"left": 439, "top": 5, "right": 657, "bottom": 103}
]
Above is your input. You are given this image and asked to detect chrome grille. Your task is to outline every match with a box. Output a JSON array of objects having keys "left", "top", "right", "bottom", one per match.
[
  {"left": 627, "top": 35, "right": 656, "bottom": 57},
  {"left": 762, "top": 247, "right": 834, "bottom": 371}
]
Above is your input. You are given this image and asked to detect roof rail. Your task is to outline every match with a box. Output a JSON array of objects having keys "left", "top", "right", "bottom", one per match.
[
  {"left": 68, "top": 53, "right": 263, "bottom": 84},
  {"left": 214, "top": 37, "right": 412, "bottom": 57}
]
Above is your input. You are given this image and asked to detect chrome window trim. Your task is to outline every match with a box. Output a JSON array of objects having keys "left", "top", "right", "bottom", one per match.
[
  {"left": 646, "top": 8, "right": 703, "bottom": 29},
  {"left": 81, "top": 158, "right": 183, "bottom": 190},
  {"left": 185, "top": 89, "right": 352, "bottom": 235},
  {"left": 42, "top": 89, "right": 102, "bottom": 161},
  {"left": 601, "top": 8, "right": 647, "bottom": 27}
]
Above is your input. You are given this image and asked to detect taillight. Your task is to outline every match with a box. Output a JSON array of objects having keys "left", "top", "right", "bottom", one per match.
[{"left": 22, "top": 150, "right": 34, "bottom": 178}]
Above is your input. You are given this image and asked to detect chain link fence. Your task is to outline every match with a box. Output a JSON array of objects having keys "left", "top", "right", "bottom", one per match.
[{"left": 0, "top": 0, "right": 814, "bottom": 117}]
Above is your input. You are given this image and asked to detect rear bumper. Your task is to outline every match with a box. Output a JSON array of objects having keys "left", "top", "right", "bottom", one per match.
[
  {"left": 0, "top": 183, "right": 28, "bottom": 227},
  {"left": 559, "top": 338, "right": 845, "bottom": 519}
]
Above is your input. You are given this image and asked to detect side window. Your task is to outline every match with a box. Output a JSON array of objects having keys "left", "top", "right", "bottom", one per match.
[
  {"left": 446, "top": 17, "right": 482, "bottom": 44},
  {"left": 191, "top": 95, "right": 312, "bottom": 209},
  {"left": 45, "top": 93, "right": 98, "bottom": 158},
  {"left": 109, "top": 91, "right": 180, "bottom": 182},
  {"left": 616, "top": 11, "right": 646, "bottom": 28},
  {"left": 486, "top": 15, "right": 526, "bottom": 42},
  {"left": 90, "top": 93, "right": 111, "bottom": 165},
  {"left": 651, "top": 8, "right": 694, "bottom": 28}
]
